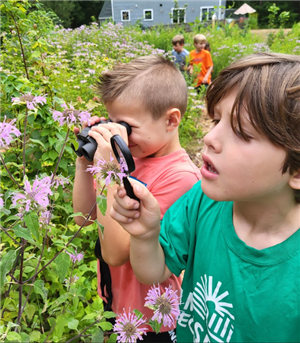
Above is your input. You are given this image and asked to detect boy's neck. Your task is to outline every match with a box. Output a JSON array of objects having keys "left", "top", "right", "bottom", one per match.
[{"left": 233, "top": 197, "right": 299, "bottom": 250}]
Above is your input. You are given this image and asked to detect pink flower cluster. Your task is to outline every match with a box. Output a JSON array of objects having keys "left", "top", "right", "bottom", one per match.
[
  {"left": 113, "top": 285, "right": 180, "bottom": 342},
  {"left": 52, "top": 103, "right": 91, "bottom": 126},
  {"left": 66, "top": 249, "right": 84, "bottom": 263},
  {"left": 12, "top": 93, "right": 47, "bottom": 110},
  {"left": 12, "top": 175, "right": 53, "bottom": 213},
  {"left": 0, "top": 116, "right": 21, "bottom": 148},
  {"left": 86, "top": 154, "right": 127, "bottom": 186}
]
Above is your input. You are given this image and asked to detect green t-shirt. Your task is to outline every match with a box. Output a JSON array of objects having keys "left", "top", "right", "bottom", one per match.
[{"left": 159, "top": 181, "right": 300, "bottom": 343}]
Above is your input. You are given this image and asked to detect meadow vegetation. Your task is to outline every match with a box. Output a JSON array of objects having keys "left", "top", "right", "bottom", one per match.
[{"left": 1, "top": 0, "right": 299, "bottom": 342}]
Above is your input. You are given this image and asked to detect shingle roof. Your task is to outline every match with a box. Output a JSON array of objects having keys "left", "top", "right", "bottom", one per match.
[{"left": 99, "top": 0, "right": 112, "bottom": 18}]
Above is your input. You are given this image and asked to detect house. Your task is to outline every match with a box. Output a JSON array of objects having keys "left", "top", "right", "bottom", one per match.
[{"left": 98, "top": 0, "right": 226, "bottom": 28}]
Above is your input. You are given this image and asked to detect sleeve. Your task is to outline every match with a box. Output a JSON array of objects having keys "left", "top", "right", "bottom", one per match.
[{"left": 159, "top": 182, "right": 203, "bottom": 276}]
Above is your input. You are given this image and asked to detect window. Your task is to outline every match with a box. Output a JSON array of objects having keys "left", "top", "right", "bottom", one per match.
[
  {"left": 171, "top": 8, "right": 186, "bottom": 24},
  {"left": 143, "top": 9, "right": 153, "bottom": 21},
  {"left": 200, "top": 7, "right": 215, "bottom": 21},
  {"left": 121, "top": 10, "right": 130, "bottom": 22}
]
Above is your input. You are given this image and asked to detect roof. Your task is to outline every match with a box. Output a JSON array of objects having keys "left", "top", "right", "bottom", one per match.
[{"left": 99, "top": 0, "right": 112, "bottom": 19}]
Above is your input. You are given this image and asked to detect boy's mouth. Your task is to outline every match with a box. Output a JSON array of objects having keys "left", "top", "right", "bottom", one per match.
[
  {"left": 202, "top": 154, "right": 218, "bottom": 174},
  {"left": 206, "top": 162, "right": 218, "bottom": 174}
]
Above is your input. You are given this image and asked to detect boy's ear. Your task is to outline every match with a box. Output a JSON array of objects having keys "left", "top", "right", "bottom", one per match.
[
  {"left": 166, "top": 108, "right": 181, "bottom": 131},
  {"left": 289, "top": 170, "right": 300, "bottom": 190}
]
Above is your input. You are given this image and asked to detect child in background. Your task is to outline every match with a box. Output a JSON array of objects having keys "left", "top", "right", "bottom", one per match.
[
  {"left": 171, "top": 34, "right": 189, "bottom": 73},
  {"left": 111, "top": 52, "right": 300, "bottom": 343},
  {"left": 73, "top": 55, "right": 201, "bottom": 342},
  {"left": 188, "top": 34, "right": 213, "bottom": 92}
]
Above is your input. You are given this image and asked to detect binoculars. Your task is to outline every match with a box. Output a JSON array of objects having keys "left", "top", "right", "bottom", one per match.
[{"left": 71, "top": 120, "right": 131, "bottom": 161}]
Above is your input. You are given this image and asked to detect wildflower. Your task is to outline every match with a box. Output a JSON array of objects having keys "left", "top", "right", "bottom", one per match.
[
  {"left": 52, "top": 103, "right": 90, "bottom": 126},
  {"left": 0, "top": 116, "right": 21, "bottom": 148},
  {"left": 39, "top": 210, "right": 52, "bottom": 226},
  {"left": 12, "top": 93, "right": 47, "bottom": 110},
  {"left": 86, "top": 154, "right": 127, "bottom": 186},
  {"left": 51, "top": 174, "right": 69, "bottom": 188},
  {"left": 12, "top": 175, "right": 53, "bottom": 213},
  {"left": 145, "top": 285, "right": 180, "bottom": 328},
  {"left": 66, "top": 249, "right": 84, "bottom": 263},
  {"left": 64, "top": 274, "right": 79, "bottom": 287},
  {"left": 114, "top": 309, "right": 148, "bottom": 343},
  {"left": 0, "top": 194, "right": 3, "bottom": 208}
]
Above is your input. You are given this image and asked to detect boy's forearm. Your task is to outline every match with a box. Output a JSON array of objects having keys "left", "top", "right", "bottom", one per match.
[
  {"left": 130, "top": 235, "right": 172, "bottom": 285},
  {"left": 73, "top": 158, "right": 97, "bottom": 225}
]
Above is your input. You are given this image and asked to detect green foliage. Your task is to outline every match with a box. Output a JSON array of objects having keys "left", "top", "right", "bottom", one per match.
[{"left": 1, "top": 0, "right": 299, "bottom": 341}]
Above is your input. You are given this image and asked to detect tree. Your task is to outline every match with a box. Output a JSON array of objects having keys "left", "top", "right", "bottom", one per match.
[{"left": 40, "top": 0, "right": 105, "bottom": 28}]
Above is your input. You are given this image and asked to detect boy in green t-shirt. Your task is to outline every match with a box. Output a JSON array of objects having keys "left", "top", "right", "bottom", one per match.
[{"left": 111, "top": 53, "right": 300, "bottom": 342}]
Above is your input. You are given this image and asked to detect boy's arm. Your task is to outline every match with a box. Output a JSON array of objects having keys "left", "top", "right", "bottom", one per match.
[
  {"left": 202, "top": 66, "right": 213, "bottom": 84},
  {"left": 73, "top": 156, "right": 97, "bottom": 226},
  {"left": 111, "top": 180, "right": 173, "bottom": 284}
]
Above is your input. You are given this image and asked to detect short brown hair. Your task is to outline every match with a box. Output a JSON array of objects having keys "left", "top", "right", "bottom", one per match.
[
  {"left": 95, "top": 55, "right": 188, "bottom": 120},
  {"left": 172, "top": 34, "right": 185, "bottom": 46},
  {"left": 194, "top": 34, "right": 206, "bottom": 44},
  {"left": 206, "top": 52, "right": 300, "bottom": 202}
]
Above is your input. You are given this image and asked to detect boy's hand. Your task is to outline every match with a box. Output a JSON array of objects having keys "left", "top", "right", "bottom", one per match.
[
  {"left": 111, "top": 179, "right": 161, "bottom": 240},
  {"left": 88, "top": 121, "right": 129, "bottom": 163}
]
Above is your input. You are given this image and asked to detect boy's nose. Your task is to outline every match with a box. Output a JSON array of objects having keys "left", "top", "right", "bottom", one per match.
[{"left": 203, "top": 126, "right": 222, "bottom": 153}]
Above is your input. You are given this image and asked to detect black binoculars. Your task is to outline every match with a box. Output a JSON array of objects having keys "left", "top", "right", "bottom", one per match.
[{"left": 71, "top": 120, "right": 131, "bottom": 161}]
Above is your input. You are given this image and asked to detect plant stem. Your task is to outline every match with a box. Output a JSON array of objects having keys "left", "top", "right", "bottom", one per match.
[
  {"left": 15, "top": 239, "right": 25, "bottom": 331},
  {"left": 23, "top": 201, "right": 97, "bottom": 284},
  {"left": 65, "top": 320, "right": 99, "bottom": 343},
  {"left": 51, "top": 128, "right": 70, "bottom": 182},
  {"left": 0, "top": 153, "right": 23, "bottom": 190},
  {"left": 22, "top": 108, "right": 28, "bottom": 178}
]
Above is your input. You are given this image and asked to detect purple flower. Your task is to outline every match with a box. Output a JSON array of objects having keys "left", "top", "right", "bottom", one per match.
[
  {"left": 145, "top": 285, "right": 180, "bottom": 328},
  {"left": 12, "top": 93, "right": 47, "bottom": 110},
  {"left": 86, "top": 154, "right": 127, "bottom": 186},
  {"left": 12, "top": 175, "right": 53, "bottom": 213},
  {"left": 52, "top": 103, "right": 91, "bottom": 127},
  {"left": 0, "top": 194, "right": 3, "bottom": 208},
  {"left": 114, "top": 309, "right": 148, "bottom": 343},
  {"left": 0, "top": 116, "right": 21, "bottom": 148},
  {"left": 66, "top": 249, "right": 84, "bottom": 263}
]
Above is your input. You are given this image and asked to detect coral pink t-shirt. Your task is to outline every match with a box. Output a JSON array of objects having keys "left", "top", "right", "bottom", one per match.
[{"left": 97, "top": 148, "right": 201, "bottom": 331}]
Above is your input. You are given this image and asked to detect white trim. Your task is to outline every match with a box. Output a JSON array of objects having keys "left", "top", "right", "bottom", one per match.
[
  {"left": 121, "top": 10, "right": 130, "bottom": 22},
  {"left": 111, "top": 0, "right": 114, "bottom": 22},
  {"left": 171, "top": 7, "right": 186, "bottom": 24},
  {"left": 200, "top": 6, "right": 215, "bottom": 21},
  {"left": 143, "top": 9, "right": 153, "bottom": 21}
]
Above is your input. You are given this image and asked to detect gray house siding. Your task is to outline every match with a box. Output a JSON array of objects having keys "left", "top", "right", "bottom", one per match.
[{"left": 99, "top": 1, "right": 226, "bottom": 27}]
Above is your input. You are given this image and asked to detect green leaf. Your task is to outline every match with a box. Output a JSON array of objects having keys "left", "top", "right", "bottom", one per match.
[
  {"left": 53, "top": 253, "right": 71, "bottom": 282},
  {"left": 91, "top": 327, "right": 104, "bottom": 343},
  {"left": 33, "top": 280, "right": 48, "bottom": 303},
  {"left": 103, "top": 311, "right": 116, "bottom": 319},
  {"left": 49, "top": 150, "right": 58, "bottom": 161},
  {"left": 95, "top": 220, "right": 104, "bottom": 236},
  {"left": 82, "top": 312, "right": 98, "bottom": 321},
  {"left": 27, "top": 138, "right": 46, "bottom": 149},
  {"left": 6, "top": 332, "right": 22, "bottom": 342},
  {"left": 133, "top": 309, "right": 143, "bottom": 320},
  {"left": 29, "top": 330, "right": 41, "bottom": 342},
  {"left": 25, "top": 304, "right": 36, "bottom": 321},
  {"left": 24, "top": 212, "right": 40, "bottom": 242},
  {"left": 0, "top": 249, "right": 16, "bottom": 288},
  {"left": 30, "top": 51, "right": 41, "bottom": 59},
  {"left": 96, "top": 194, "right": 107, "bottom": 216},
  {"left": 107, "top": 333, "right": 118, "bottom": 343},
  {"left": 13, "top": 224, "right": 34, "bottom": 242},
  {"left": 67, "top": 318, "right": 79, "bottom": 330},
  {"left": 98, "top": 321, "right": 113, "bottom": 332}
]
